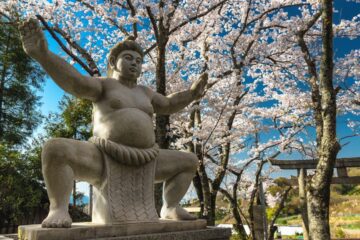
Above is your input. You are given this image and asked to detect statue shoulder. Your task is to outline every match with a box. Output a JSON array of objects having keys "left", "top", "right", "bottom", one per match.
[
  {"left": 97, "top": 77, "right": 117, "bottom": 87},
  {"left": 137, "top": 85, "right": 154, "bottom": 97}
]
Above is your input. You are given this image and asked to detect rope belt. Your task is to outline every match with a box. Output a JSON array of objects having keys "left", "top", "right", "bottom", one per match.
[{"left": 89, "top": 136, "right": 159, "bottom": 166}]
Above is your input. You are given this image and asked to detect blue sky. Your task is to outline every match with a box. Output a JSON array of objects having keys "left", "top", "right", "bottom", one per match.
[{"left": 32, "top": 1, "right": 360, "bottom": 196}]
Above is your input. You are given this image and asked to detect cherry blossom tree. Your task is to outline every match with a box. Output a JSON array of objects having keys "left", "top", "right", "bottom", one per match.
[{"left": 1, "top": 1, "right": 360, "bottom": 239}]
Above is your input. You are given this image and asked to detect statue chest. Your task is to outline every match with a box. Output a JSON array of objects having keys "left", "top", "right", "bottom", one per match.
[{"left": 103, "top": 84, "right": 154, "bottom": 116}]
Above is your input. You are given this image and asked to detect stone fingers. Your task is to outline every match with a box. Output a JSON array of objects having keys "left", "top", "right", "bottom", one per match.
[{"left": 19, "top": 18, "right": 41, "bottom": 39}]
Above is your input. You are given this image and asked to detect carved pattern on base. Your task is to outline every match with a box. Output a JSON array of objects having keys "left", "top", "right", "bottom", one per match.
[{"left": 91, "top": 140, "right": 159, "bottom": 224}]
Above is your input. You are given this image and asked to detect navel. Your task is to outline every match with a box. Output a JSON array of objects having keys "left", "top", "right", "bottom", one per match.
[{"left": 109, "top": 99, "right": 123, "bottom": 109}]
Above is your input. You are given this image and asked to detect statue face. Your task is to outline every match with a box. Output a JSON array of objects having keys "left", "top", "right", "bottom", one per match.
[{"left": 113, "top": 50, "right": 142, "bottom": 80}]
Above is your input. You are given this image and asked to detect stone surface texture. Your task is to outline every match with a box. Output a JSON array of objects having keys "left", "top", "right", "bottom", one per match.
[
  {"left": 92, "top": 148, "right": 158, "bottom": 224},
  {"left": 91, "top": 227, "right": 231, "bottom": 240},
  {"left": 16, "top": 220, "right": 229, "bottom": 240},
  {"left": 19, "top": 18, "right": 208, "bottom": 228}
]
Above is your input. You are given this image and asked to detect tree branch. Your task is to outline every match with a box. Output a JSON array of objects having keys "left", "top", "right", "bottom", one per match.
[
  {"left": 169, "top": 0, "right": 227, "bottom": 35},
  {"left": 35, "top": 15, "right": 94, "bottom": 76},
  {"left": 77, "top": 0, "right": 129, "bottom": 36},
  {"left": 52, "top": 26, "right": 100, "bottom": 76},
  {"left": 146, "top": 6, "right": 160, "bottom": 43},
  {"left": 126, "top": 0, "right": 138, "bottom": 38}
]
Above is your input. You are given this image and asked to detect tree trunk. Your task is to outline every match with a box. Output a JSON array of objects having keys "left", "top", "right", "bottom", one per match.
[
  {"left": 154, "top": 37, "right": 169, "bottom": 213},
  {"left": 230, "top": 174, "right": 248, "bottom": 239},
  {"left": 198, "top": 161, "right": 212, "bottom": 224},
  {"left": 298, "top": 169, "right": 309, "bottom": 240},
  {"left": 268, "top": 186, "right": 292, "bottom": 240},
  {"left": 307, "top": 1, "right": 340, "bottom": 239},
  {"left": 232, "top": 202, "right": 248, "bottom": 239},
  {"left": 192, "top": 172, "right": 204, "bottom": 215},
  {"left": 73, "top": 180, "right": 77, "bottom": 208},
  {"left": 208, "top": 193, "right": 217, "bottom": 226}
]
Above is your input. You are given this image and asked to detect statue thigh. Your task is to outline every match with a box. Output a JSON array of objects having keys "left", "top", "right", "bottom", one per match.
[
  {"left": 42, "top": 138, "right": 104, "bottom": 186},
  {"left": 42, "top": 139, "right": 197, "bottom": 186},
  {"left": 154, "top": 149, "right": 198, "bottom": 183}
]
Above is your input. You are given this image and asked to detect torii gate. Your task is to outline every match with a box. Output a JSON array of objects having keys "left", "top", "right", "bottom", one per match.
[{"left": 269, "top": 157, "right": 360, "bottom": 240}]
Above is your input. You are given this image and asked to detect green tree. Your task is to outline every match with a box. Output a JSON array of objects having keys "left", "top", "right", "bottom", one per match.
[
  {"left": 267, "top": 177, "right": 299, "bottom": 218},
  {"left": 0, "top": 142, "right": 48, "bottom": 228},
  {"left": 0, "top": 17, "right": 47, "bottom": 230},
  {"left": 45, "top": 95, "right": 92, "bottom": 140},
  {"left": 0, "top": 20, "right": 45, "bottom": 145}
]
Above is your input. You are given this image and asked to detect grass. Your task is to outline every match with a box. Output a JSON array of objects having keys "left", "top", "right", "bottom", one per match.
[{"left": 340, "top": 223, "right": 360, "bottom": 229}]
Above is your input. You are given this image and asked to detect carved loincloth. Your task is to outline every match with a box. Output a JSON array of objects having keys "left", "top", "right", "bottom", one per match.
[
  {"left": 89, "top": 136, "right": 159, "bottom": 224},
  {"left": 89, "top": 136, "right": 159, "bottom": 166}
]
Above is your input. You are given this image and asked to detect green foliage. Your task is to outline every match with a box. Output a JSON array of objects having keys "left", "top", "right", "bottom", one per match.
[
  {"left": 267, "top": 177, "right": 293, "bottom": 196},
  {"left": 45, "top": 95, "right": 92, "bottom": 140},
  {"left": 0, "top": 18, "right": 48, "bottom": 227},
  {"left": 215, "top": 207, "right": 229, "bottom": 221},
  {"left": 334, "top": 227, "right": 346, "bottom": 238},
  {"left": 340, "top": 222, "right": 360, "bottom": 229},
  {"left": 266, "top": 207, "right": 277, "bottom": 221},
  {"left": 0, "top": 143, "right": 48, "bottom": 225},
  {"left": 275, "top": 215, "right": 299, "bottom": 225},
  {"left": 230, "top": 234, "right": 241, "bottom": 240},
  {"left": 348, "top": 186, "right": 360, "bottom": 196},
  {"left": 267, "top": 177, "right": 300, "bottom": 218},
  {"left": 332, "top": 184, "right": 357, "bottom": 195},
  {"left": 0, "top": 20, "right": 45, "bottom": 145}
]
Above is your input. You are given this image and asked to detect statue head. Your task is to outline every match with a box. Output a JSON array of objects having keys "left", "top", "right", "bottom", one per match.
[{"left": 107, "top": 36, "right": 144, "bottom": 79}]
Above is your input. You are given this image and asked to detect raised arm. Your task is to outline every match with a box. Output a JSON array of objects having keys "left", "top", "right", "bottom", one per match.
[
  {"left": 19, "top": 19, "right": 102, "bottom": 102},
  {"left": 152, "top": 73, "right": 208, "bottom": 115}
]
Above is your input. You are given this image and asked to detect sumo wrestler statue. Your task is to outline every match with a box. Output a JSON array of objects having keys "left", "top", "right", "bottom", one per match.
[{"left": 19, "top": 19, "right": 207, "bottom": 228}]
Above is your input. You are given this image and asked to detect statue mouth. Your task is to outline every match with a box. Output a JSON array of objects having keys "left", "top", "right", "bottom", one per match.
[{"left": 129, "top": 67, "right": 137, "bottom": 73}]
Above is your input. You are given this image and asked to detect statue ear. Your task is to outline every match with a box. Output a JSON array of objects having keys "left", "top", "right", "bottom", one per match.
[{"left": 109, "top": 56, "right": 116, "bottom": 69}]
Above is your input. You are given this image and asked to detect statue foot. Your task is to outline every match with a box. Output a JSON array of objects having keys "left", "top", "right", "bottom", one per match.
[
  {"left": 41, "top": 209, "right": 72, "bottom": 228},
  {"left": 160, "top": 205, "right": 197, "bottom": 220}
]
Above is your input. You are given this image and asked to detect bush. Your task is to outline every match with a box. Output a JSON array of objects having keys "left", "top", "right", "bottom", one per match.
[{"left": 335, "top": 228, "right": 346, "bottom": 238}]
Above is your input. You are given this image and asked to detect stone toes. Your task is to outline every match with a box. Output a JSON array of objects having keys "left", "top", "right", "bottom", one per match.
[
  {"left": 63, "top": 220, "right": 71, "bottom": 228},
  {"left": 41, "top": 221, "right": 49, "bottom": 228},
  {"left": 54, "top": 220, "right": 62, "bottom": 228},
  {"left": 41, "top": 219, "right": 72, "bottom": 228},
  {"left": 49, "top": 222, "right": 57, "bottom": 228}
]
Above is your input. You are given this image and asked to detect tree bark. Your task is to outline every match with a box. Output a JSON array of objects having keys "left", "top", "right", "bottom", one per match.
[
  {"left": 298, "top": 169, "right": 309, "bottom": 240},
  {"left": 307, "top": 1, "right": 340, "bottom": 239},
  {"left": 154, "top": 8, "right": 170, "bottom": 212},
  {"left": 248, "top": 161, "right": 266, "bottom": 240},
  {"left": 73, "top": 180, "right": 77, "bottom": 208},
  {"left": 268, "top": 186, "right": 292, "bottom": 240}
]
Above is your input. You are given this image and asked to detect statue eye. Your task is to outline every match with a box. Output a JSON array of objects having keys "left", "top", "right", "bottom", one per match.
[{"left": 124, "top": 55, "right": 133, "bottom": 61}]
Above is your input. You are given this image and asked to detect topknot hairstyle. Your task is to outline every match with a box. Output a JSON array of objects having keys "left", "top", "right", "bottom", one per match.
[{"left": 107, "top": 36, "right": 144, "bottom": 77}]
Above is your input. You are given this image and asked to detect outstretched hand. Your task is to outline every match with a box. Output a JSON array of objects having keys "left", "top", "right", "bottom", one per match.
[
  {"left": 19, "top": 18, "right": 48, "bottom": 60},
  {"left": 190, "top": 72, "right": 208, "bottom": 100}
]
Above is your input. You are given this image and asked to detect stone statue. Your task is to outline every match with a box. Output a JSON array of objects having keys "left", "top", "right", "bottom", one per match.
[{"left": 19, "top": 19, "right": 207, "bottom": 228}]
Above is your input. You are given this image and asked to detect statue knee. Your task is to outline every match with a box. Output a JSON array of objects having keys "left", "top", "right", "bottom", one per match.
[{"left": 42, "top": 138, "right": 72, "bottom": 167}]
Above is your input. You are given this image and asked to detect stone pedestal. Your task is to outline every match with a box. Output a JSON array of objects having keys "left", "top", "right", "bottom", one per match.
[
  {"left": 18, "top": 220, "right": 231, "bottom": 240},
  {"left": 89, "top": 227, "right": 231, "bottom": 240}
]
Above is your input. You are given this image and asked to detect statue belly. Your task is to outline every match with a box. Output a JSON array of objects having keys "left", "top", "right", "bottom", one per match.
[{"left": 94, "top": 108, "right": 155, "bottom": 148}]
